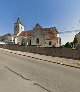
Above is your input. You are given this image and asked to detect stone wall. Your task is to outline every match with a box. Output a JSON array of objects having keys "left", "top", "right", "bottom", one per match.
[
  {"left": 0, "top": 44, "right": 79, "bottom": 59},
  {"left": 31, "top": 30, "right": 45, "bottom": 47}
]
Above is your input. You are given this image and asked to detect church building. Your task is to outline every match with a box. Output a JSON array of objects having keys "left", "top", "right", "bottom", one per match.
[{"left": 8, "top": 17, "right": 61, "bottom": 47}]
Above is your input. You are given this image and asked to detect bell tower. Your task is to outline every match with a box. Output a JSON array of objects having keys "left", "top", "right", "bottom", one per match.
[{"left": 14, "top": 17, "right": 24, "bottom": 35}]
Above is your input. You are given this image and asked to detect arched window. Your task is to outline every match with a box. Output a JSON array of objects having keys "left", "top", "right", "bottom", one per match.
[
  {"left": 49, "top": 41, "right": 52, "bottom": 45},
  {"left": 36, "top": 38, "right": 39, "bottom": 44},
  {"left": 30, "top": 39, "right": 31, "bottom": 45}
]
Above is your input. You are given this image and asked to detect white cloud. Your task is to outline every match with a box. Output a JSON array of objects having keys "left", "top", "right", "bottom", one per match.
[{"left": 60, "top": 32, "right": 79, "bottom": 45}]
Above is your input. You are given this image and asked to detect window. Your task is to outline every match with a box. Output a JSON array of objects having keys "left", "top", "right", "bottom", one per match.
[
  {"left": 30, "top": 39, "right": 31, "bottom": 45},
  {"left": 16, "top": 25, "right": 18, "bottom": 28},
  {"left": 21, "top": 27, "right": 22, "bottom": 29},
  {"left": 36, "top": 38, "right": 39, "bottom": 44},
  {"left": 49, "top": 41, "right": 52, "bottom": 45}
]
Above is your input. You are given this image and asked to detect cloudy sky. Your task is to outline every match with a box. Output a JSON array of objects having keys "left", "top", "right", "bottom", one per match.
[{"left": 0, "top": 0, "right": 80, "bottom": 44}]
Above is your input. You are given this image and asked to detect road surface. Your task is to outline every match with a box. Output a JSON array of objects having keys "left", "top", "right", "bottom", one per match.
[{"left": 0, "top": 50, "right": 80, "bottom": 92}]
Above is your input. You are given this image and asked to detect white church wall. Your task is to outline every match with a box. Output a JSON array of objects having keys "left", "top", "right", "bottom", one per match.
[{"left": 19, "top": 24, "right": 24, "bottom": 32}]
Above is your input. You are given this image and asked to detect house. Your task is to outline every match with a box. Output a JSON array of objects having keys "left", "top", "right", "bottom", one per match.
[
  {"left": 74, "top": 32, "right": 80, "bottom": 47},
  {"left": 7, "top": 17, "right": 61, "bottom": 47},
  {"left": 0, "top": 33, "right": 14, "bottom": 44}
]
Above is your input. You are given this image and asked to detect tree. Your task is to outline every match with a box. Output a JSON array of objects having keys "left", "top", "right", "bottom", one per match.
[
  {"left": 64, "top": 42, "right": 72, "bottom": 48},
  {"left": 70, "top": 42, "right": 74, "bottom": 47}
]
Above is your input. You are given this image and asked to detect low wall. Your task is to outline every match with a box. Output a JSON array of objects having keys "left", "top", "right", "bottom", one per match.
[{"left": 0, "top": 44, "right": 80, "bottom": 59}]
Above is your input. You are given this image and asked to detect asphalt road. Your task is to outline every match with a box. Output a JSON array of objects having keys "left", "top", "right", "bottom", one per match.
[{"left": 0, "top": 50, "right": 80, "bottom": 92}]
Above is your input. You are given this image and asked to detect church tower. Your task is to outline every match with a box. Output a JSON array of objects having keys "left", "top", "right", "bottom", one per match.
[{"left": 14, "top": 17, "right": 24, "bottom": 35}]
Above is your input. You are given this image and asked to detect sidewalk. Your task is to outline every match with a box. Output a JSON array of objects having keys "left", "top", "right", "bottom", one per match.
[{"left": 0, "top": 48, "right": 80, "bottom": 69}]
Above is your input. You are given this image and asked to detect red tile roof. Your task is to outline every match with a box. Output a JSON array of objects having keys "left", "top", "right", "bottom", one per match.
[
  {"left": 19, "top": 31, "right": 32, "bottom": 37},
  {"left": 18, "top": 27, "right": 59, "bottom": 40},
  {"left": 44, "top": 28, "right": 58, "bottom": 40}
]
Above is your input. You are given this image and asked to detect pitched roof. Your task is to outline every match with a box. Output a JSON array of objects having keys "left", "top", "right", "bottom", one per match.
[
  {"left": 44, "top": 27, "right": 59, "bottom": 34},
  {"left": 19, "top": 31, "right": 32, "bottom": 37},
  {"left": 44, "top": 27, "right": 59, "bottom": 40},
  {"left": 15, "top": 17, "right": 24, "bottom": 26},
  {"left": 33, "top": 23, "right": 43, "bottom": 30}
]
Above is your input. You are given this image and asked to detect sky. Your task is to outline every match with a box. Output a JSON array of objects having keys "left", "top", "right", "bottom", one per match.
[{"left": 0, "top": 0, "right": 80, "bottom": 44}]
